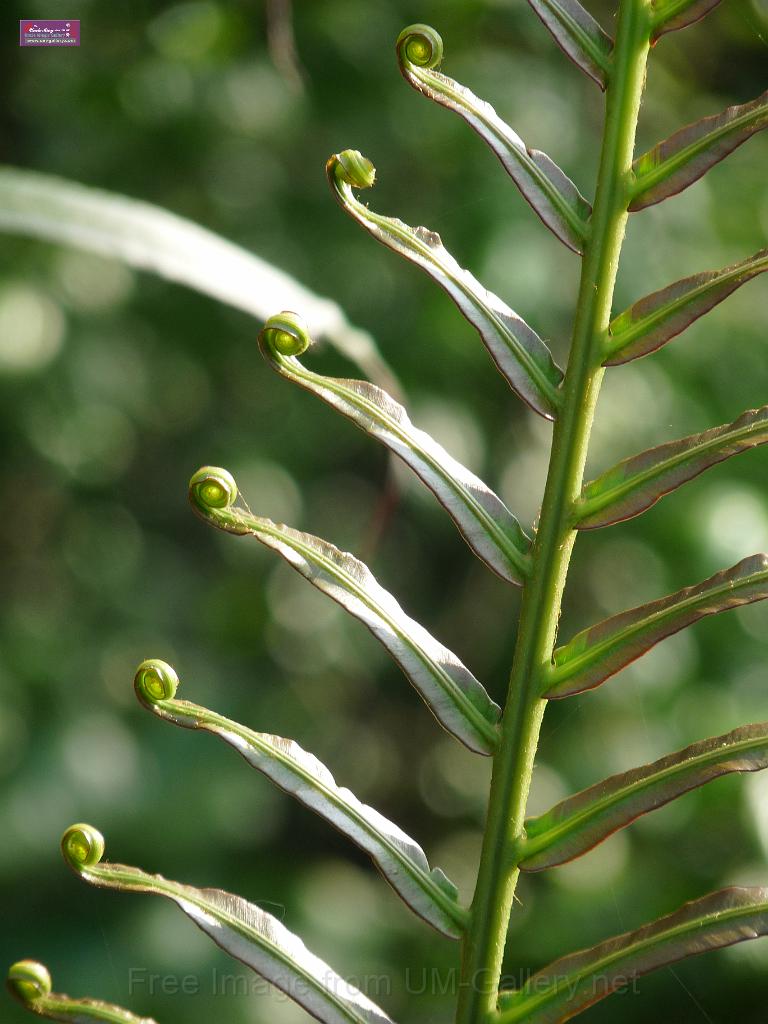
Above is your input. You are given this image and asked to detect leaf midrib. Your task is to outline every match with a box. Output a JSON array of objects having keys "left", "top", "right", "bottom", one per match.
[
  {"left": 498, "top": 897, "right": 768, "bottom": 1022},
  {"left": 606, "top": 252, "right": 768, "bottom": 354},
  {"left": 279, "top": 352, "right": 533, "bottom": 579},
  {"left": 632, "top": 102, "right": 768, "bottom": 200},
  {"left": 576, "top": 415, "right": 768, "bottom": 522},
  {"left": 341, "top": 182, "right": 563, "bottom": 412},
  {"left": 522, "top": 730, "right": 768, "bottom": 859},
  {"left": 161, "top": 698, "right": 467, "bottom": 932},
  {"left": 547, "top": 566, "right": 768, "bottom": 690}
]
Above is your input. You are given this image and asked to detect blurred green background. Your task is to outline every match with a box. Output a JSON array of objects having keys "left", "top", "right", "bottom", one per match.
[{"left": 1, "top": 1, "right": 768, "bottom": 1021}]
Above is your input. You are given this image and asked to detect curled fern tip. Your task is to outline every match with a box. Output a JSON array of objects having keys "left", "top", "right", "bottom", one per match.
[
  {"left": 7, "top": 960, "right": 52, "bottom": 1005},
  {"left": 189, "top": 466, "right": 238, "bottom": 513},
  {"left": 61, "top": 823, "right": 105, "bottom": 871},
  {"left": 135, "top": 659, "right": 179, "bottom": 705},
  {"left": 259, "top": 311, "right": 312, "bottom": 357},
  {"left": 397, "top": 24, "right": 443, "bottom": 70},
  {"left": 331, "top": 150, "right": 376, "bottom": 190}
]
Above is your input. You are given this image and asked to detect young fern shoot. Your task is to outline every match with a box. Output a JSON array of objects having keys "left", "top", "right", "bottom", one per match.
[
  {"left": 134, "top": 659, "right": 466, "bottom": 938},
  {"left": 60, "top": 825, "right": 393, "bottom": 1024},
  {"left": 9, "top": 1, "right": 768, "bottom": 1023},
  {"left": 259, "top": 312, "right": 533, "bottom": 583},
  {"left": 7, "top": 960, "right": 157, "bottom": 1024}
]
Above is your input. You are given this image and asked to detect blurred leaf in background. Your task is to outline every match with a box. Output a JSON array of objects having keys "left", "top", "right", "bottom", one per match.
[{"left": 1, "top": 1, "right": 768, "bottom": 1022}]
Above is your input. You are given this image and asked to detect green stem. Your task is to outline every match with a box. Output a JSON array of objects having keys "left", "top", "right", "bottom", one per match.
[
  {"left": 30, "top": 997, "right": 142, "bottom": 1024},
  {"left": 454, "top": 3, "right": 652, "bottom": 1021}
]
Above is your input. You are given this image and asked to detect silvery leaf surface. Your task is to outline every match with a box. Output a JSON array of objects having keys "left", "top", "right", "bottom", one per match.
[
  {"left": 575, "top": 406, "right": 768, "bottom": 528},
  {"left": 71, "top": 860, "right": 394, "bottom": 1024},
  {"left": 193, "top": 497, "right": 501, "bottom": 754},
  {"left": 544, "top": 554, "right": 768, "bottom": 697},
  {"left": 497, "top": 888, "right": 768, "bottom": 1023},
  {"left": 143, "top": 692, "right": 465, "bottom": 937},
  {"left": 261, "top": 339, "right": 532, "bottom": 584},
  {"left": 630, "top": 91, "right": 768, "bottom": 210},
  {"left": 397, "top": 61, "right": 591, "bottom": 252},
  {"left": 0, "top": 165, "right": 394, "bottom": 386},
  {"left": 522, "top": 722, "right": 768, "bottom": 870},
  {"left": 328, "top": 162, "right": 564, "bottom": 418}
]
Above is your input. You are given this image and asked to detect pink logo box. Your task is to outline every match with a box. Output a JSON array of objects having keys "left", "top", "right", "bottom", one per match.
[{"left": 19, "top": 20, "right": 80, "bottom": 46}]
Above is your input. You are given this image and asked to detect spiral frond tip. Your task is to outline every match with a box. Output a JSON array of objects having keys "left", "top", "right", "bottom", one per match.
[
  {"left": 7, "top": 960, "right": 52, "bottom": 1004},
  {"left": 332, "top": 149, "right": 376, "bottom": 190},
  {"left": 396, "top": 24, "right": 443, "bottom": 70},
  {"left": 61, "top": 823, "right": 105, "bottom": 870},
  {"left": 189, "top": 466, "right": 238, "bottom": 512},
  {"left": 260, "top": 311, "right": 312, "bottom": 357},
  {"left": 135, "top": 659, "right": 179, "bottom": 704}
]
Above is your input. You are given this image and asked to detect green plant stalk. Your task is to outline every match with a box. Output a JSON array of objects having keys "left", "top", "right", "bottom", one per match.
[
  {"left": 21, "top": 998, "right": 140, "bottom": 1024},
  {"left": 455, "top": 2, "right": 652, "bottom": 1021}
]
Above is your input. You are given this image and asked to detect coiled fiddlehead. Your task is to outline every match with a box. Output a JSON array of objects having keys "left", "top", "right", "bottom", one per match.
[
  {"left": 395, "top": 23, "right": 591, "bottom": 253},
  {"left": 7, "top": 961, "right": 51, "bottom": 1005},
  {"left": 8, "top": 959, "right": 157, "bottom": 1023},
  {"left": 331, "top": 149, "right": 376, "bottom": 191},
  {"left": 134, "top": 659, "right": 179, "bottom": 706},
  {"left": 259, "top": 310, "right": 312, "bottom": 358},
  {"left": 188, "top": 465, "right": 250, "bottom": 534},
  {"left": 327, "top": 149, "right": 564, "bottom": 419},
  {"left": 61, "top": 823, "right": 105, "bottom": 871},
  {"left": 395, "top": 23, "right": 443, "bottom": 71},
  {"left": 188, "top": 465, "right": 238, "bottom": 511}
]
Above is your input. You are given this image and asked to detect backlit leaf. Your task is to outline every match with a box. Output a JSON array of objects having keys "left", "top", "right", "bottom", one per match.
[
  {"left": 61, "top": 826, "right": 393, "bottom": 1024},
  {"left": 630, "top": 91, "right": 768, "bottom": 211},
  {"left": 135, "top": 660, "right": 466, "bottom": 938},
  {"left": 497, "top": 888, "right": 768, "bottom": 1023},
  {"left": 7, "top": 959, "right": 156, "bottom": 1024},
  {"left": 190, "top": 468, "right": 501, "bottom": 754},
  {"left": 651, "top": 0, "right": 724, "bottom": 39},
  {"left": 605, "top": 249, "right": 768, "bottom": 364},
  {"left": 0, "top": 165, "right": 394, "bottom": 387},
  {"left": 544, "top": 553, "right": 768, "bottom": 698},
  {"left": 327, "top": 151, "right": 564, "bottom": 418},
  {"left": 396, "top": 26, "right": 592, "bottom": 252},
  {"left": 521, "top": 722, "right": 768, "bottom": 870},
  {"left": 575, "top": 405, "right": 768, "bottom": 528},
  {"left": 525, "top": 0, "right": 613, "bottom": 88},
  {"left": 260, "top": 317, "right": 532, "bottom": 584}
]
